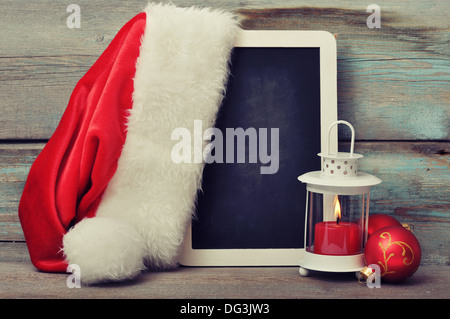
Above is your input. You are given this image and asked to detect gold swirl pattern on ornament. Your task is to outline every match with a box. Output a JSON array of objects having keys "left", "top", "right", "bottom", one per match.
[{"left": 377, "top": 231, "right": 415, "bottom": 276}]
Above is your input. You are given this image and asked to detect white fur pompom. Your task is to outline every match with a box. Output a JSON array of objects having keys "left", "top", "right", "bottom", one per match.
[{"left": 62, "top": 217, "right": 146, "bottom": 284}]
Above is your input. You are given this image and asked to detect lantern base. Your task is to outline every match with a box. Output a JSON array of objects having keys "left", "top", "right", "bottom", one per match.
[{"left": 298, "top": 251, "right": 365, "bottom": 276}]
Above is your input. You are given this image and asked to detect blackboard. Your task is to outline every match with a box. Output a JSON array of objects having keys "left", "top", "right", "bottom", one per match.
[{"left": 179, "top": 31, "right": 337, "bottom": 266}]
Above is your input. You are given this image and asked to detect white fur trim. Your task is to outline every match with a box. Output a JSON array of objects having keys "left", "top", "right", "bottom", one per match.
[
  {"left": 63, "top": 3, "right": 239, "bottom": 283},
  {"left": 62, "top": 217, "right": 146, "bottom": 284}
]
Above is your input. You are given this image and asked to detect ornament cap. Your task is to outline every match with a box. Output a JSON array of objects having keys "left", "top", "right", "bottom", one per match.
[
  {"left": 360, "top": 266, "right": 374, "bottom": 278},
  {"left": 402, "top": 223, "right": 413, "bottom": 231},
  {"left": 358, "top": 266, "right": 375, "bottom": 284}
]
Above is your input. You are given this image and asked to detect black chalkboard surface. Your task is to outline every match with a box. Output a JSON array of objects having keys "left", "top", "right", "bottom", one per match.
[
  {"left": 179, "top": 30, "right": 337, "bottom": 266},
  {"left": 193, "top": 47, "right": 321, "bottom": 248}
]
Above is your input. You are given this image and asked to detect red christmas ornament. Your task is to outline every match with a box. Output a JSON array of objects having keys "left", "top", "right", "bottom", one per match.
[
  {"left": 367, "top": 214, "right": 402, "bottom": 237},
  {"left": 364, "top": 225, "right": 421, "bottom": 283}
]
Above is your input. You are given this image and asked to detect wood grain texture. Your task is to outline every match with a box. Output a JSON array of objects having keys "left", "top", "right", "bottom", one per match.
[
  {"left": 350, "top": 142, "right": 450, "bottom": 266},
  {"left": 0, "top": 242, "right": 448, "bottom": 299},
  {"left": 0, "top": 0, "right": 448, "bottom": 140},
  {"left": 0, "top": 0, "right": 448, "bottom": 295},
  {"left": 1, "top": 142, "right": 448, "bottom": 265},
  {"left": 237, "top": 5, "right": 450, "bottom": 141}
]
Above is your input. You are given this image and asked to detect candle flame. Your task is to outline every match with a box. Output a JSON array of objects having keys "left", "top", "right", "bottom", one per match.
[{"left": 334, "top": 195, "right": 341, "bottom": 221}]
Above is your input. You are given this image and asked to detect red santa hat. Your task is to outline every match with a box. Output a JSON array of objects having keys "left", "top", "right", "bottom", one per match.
[{"left": 18, "top": 3, "right": 239, "bottom": 284}]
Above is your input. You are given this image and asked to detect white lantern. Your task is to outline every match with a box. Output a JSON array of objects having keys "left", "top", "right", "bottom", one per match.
[{"left": 298, "top": 121, "right": 381, "bottom": 276}]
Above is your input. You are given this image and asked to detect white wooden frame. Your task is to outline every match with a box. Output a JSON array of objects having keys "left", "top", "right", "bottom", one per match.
[{"left": 178, "top": 30, "right": 338, "bottom": 266}]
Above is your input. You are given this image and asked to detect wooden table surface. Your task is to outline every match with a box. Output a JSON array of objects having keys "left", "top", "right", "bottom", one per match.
[{"left": 0, "top": 242, "right": 448, "bottom": 299}]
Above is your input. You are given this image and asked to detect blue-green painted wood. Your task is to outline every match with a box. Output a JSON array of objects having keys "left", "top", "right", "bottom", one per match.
[
  {"left": 1, "top": 142, "right": 448, "bottom": 265},
  {"left": 0, "top": 0, "right": 448, "bottom": 140},
  {"left": 0, "top": 1, "right": 448, "bottom": 266}
]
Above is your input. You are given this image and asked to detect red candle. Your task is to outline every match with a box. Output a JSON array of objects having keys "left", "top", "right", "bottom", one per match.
[
  {"left": 313, "top": 196, "right": 362, "bottom": 255},
  {"left": 314, "top": 221, "right": 361, "bottom": 255}
]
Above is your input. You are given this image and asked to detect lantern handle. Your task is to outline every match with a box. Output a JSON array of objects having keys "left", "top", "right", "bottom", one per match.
[{"left": 327, "top": 120, "right": 355, "bottom": 157}]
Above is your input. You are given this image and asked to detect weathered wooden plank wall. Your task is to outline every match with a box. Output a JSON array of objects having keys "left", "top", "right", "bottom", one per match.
[{"left": 0, "top": 0, "right": 449, "bottom": 265}]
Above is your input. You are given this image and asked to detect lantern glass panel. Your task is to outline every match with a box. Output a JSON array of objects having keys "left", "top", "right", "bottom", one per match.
[{"left": 305, "top": 191, "right": 368, "bottom": 256}]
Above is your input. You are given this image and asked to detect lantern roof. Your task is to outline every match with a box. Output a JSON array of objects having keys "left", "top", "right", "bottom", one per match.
[{"left": 298, "top": 170, "right": 381, "bottom": 188}]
